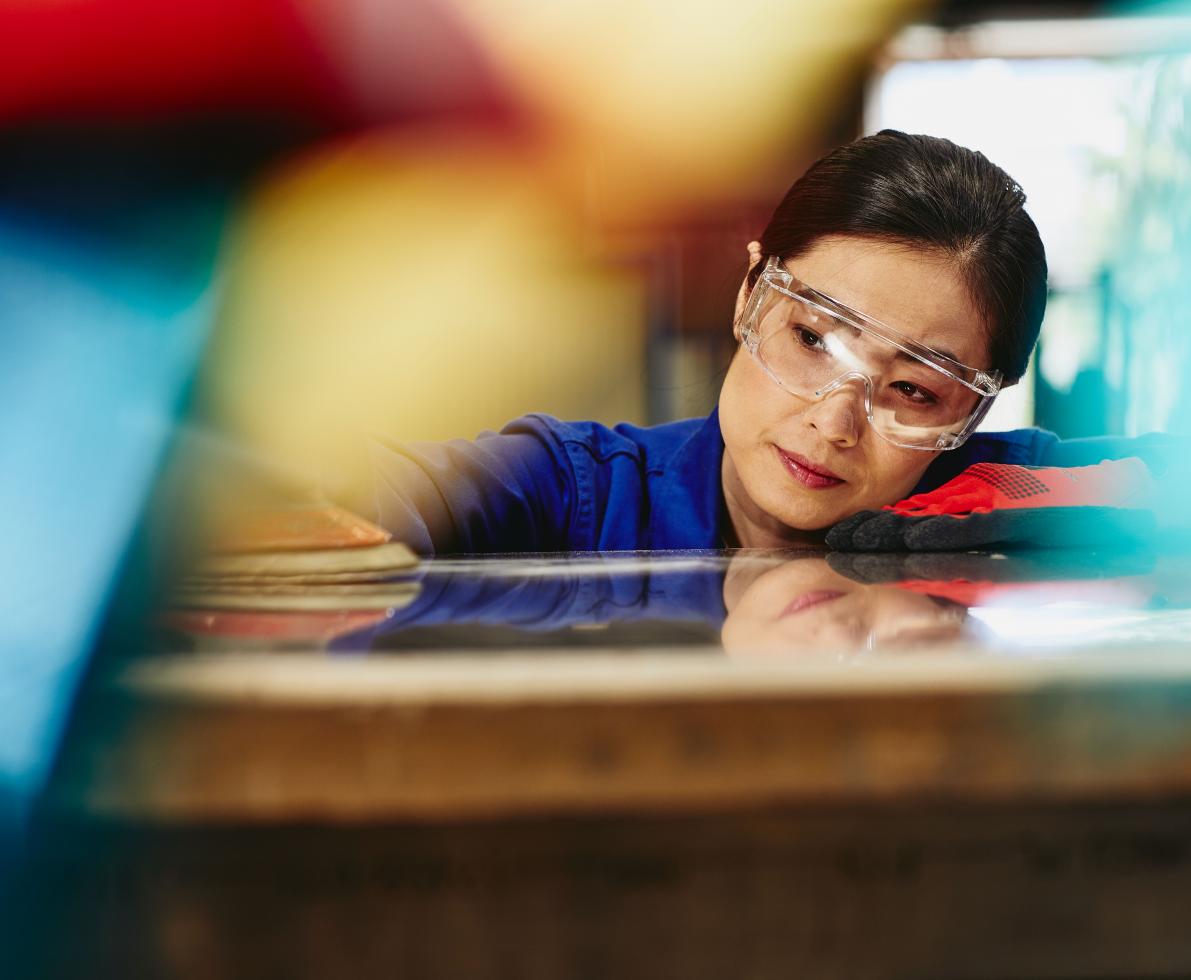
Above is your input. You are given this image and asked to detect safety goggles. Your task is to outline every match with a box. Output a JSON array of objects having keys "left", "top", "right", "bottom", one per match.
[{"left": 737, "top": 256, "right": 1002, "bottom": 451}]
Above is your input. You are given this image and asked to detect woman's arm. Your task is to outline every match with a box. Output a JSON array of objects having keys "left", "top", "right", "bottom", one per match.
[
  {"left": 830, "top": 428, "right": 1191, "bottom": 552},
  {"left": 366, "top": 421, "right": 576, "bottom": 556}
]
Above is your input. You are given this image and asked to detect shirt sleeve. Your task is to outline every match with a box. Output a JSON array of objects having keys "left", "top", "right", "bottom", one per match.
[
  {"left": 364, "top": 416, "right": 577, "bottom": 555},
  {"left": 914, "top": 428, "right": 1061, "bottom": 492},
  {"left": 1038, "top": 431, "right": 1186, "bottom": 472},
  {"left": 915, "top": 426, "right": 1191, "bottom": 496}
]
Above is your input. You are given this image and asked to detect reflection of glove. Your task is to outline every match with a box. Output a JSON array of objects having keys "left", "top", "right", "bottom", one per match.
[
  {"left": 826, "top": 550, "right": 1156, "bottom": 614},
  {"left": 825, "top": 459, "right": 1157, "bottom": 552}
]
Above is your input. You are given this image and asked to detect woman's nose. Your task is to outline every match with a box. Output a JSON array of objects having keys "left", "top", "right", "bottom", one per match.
[{"left": 806, "top": 383, "right": 863, "bottom": 447}]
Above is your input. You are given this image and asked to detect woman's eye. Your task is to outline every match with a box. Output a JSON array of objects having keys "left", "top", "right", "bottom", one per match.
[
  {"left": 891, "top": 380, "right": 938, "bottom": 404},
  {"left": 793, "top": 326, "right": 825, "bottom": 350}
]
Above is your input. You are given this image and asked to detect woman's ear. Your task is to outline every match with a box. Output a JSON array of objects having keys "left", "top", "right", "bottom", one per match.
[{"left": 732, "top": 241, "right": 764, "bottom": 341}]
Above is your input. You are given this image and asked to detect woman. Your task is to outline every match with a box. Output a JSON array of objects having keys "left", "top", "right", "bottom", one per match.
[{"left": 365, "top": 130, "right": 1167, "bottom": 554}]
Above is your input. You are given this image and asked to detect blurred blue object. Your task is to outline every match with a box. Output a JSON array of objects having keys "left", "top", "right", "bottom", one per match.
[{"left": 0, "top": 146, "right": 229, "bottom": 840}]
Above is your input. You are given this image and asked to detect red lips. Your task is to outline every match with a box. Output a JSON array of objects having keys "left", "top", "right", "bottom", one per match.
[
  {"left": 776, "top": 447, "right": 845, "bottom": 489},
  {"left": 780, "top": 589, "right": 845, "bottom": 618}
]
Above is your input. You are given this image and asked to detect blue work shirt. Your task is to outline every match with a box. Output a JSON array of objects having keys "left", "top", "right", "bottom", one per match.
[{"left": 366, "top": 407, "right": 1166, "bottom": 555}]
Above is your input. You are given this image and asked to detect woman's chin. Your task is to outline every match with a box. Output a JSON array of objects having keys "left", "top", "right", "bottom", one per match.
[
  {"left": 729, "top": 465, "right": 871, "bottom": 545},
  {"left": 758, "top": 511, "right": 837, "bottom": 546},
  {"left": 760, "top": 492, "right": 859, "bottom": 537}
]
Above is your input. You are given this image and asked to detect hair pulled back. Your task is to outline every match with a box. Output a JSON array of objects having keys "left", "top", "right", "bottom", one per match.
[{"left": 751, "top": 130, "right": 1047, "bottom": 381}]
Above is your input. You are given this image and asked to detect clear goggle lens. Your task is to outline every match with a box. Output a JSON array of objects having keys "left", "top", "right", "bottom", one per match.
[{"left": 739, "top": 259, "right": 1001, "bottom": 451}]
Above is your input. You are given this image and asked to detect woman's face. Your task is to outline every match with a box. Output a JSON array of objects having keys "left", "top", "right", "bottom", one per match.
[
  {"left": 718, "top": 235, "right": 992, "bottom": 547},
  {"left": 720, "top": 554, "right": 967, "bottom": 656}
]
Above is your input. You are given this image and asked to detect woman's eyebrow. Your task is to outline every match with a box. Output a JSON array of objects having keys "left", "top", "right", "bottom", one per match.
[{"left": 814, "top": 290, "right": 966, "bottom": 365}]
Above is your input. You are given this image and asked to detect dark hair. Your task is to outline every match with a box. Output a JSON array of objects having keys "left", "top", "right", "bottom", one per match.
[{"left": 750, "top": 130, "right": 1047, "bottom": 381}]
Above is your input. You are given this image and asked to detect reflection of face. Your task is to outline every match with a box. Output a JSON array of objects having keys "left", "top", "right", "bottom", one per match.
[
  {"left": 719, "top": 235, "right": 991, "bottom": 548},
  {"left": 721, "top": 555, "right": 967, "bottom": 658}
]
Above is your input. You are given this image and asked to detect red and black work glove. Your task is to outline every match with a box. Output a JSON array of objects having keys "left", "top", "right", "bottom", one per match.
[{"left": 824, "top": 458, "right": 1157, "bottom": 552}]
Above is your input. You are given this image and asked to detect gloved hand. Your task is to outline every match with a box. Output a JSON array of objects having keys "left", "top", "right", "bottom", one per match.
[{"left": 825, "top": 458, "right": 1158, "bottom": 552}]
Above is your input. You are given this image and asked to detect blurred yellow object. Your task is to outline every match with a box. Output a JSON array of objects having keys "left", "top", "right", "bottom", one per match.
[
  {"left": 199, "top": 0, "right": 932, "bottom": 508},
  {"left": 446, "top": 0, "right": 929, "bottom": 222},
  {"left": 201, "top": 133, "right": 647, "bottom": 504}
]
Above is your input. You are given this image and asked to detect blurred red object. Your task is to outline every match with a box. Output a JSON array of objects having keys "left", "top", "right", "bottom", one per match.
[
  {"left": 157, "top": 607, "right": 390, "bottom": 644},
  {"left": 0, "top": 0, "right": 511, "bottom": 125},
  {"left": 0, "top": 0, "right": 343, "bottom": 120}
]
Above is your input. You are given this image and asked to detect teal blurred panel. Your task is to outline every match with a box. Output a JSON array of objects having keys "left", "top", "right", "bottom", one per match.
[
  {"left": 0, "top": 194, "right": 227, "bottom": 832},
  {"left": 1102, "top": 52, "right": 1191, "bottom": 436}
]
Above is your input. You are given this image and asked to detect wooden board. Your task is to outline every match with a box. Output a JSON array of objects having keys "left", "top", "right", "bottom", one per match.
[{"left": 50, "top": 645, "right": 1191, "bottom": 822}]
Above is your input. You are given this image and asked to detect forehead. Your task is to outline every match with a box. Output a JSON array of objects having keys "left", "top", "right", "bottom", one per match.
[{"left": 785, "top": 236, "right": 989, "bottom": 369}]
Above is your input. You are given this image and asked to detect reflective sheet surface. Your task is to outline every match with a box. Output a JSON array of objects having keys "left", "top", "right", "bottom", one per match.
[
  {"left": 47, "top": 547, "right": 1191, "bottom": 825},
  {"left": 151, "top": 548, "right": 1191, "bottom": 661}
]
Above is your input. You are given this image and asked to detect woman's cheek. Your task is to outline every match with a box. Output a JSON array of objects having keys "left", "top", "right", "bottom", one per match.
[
  {"left": 723, "top": 352, "right": 792, "bottom": 445},
  {"left": 719, "top": 353, "right": 765, "bottom": 452},
  {"left": 864, "top": 446, "right": 938, "bottom": 507}
]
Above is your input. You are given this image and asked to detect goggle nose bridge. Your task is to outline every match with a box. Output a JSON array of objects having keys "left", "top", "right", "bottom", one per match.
[{"left": 812, "top": 370, "right": 874, "bottom": 418}]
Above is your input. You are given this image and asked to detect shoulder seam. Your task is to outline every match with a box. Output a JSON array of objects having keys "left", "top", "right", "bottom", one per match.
[{"left": 556, "top": 440, "right": 644, "bottom": 466}]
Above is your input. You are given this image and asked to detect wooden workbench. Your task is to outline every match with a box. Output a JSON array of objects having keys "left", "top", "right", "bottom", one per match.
[{"left": 19, "top": 551, "right": 1191, "bottom": 979}]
